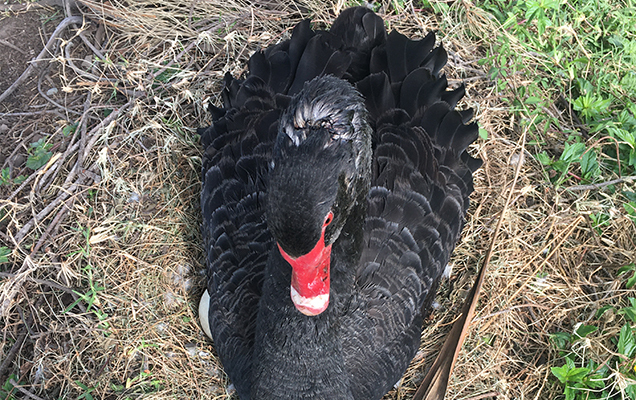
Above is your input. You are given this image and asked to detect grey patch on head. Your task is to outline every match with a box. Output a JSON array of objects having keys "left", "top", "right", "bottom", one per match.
[
  {"left": 279, "top": 76, "right": 370, "bottom": 162},
  {"left": 285, "top": 124, "right": 302, "bottom": 146}
]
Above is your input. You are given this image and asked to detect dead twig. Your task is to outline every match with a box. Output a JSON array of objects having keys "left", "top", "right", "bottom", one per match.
[
  {"left": 37, "top": 66, "right": 82, "bottom": 116},
  {"left": 14, "top": 170, "right": 89, "bottom": 245},
  {"left": 0, "top": 16, "right": 83, "bottom": 104},
  {"left": 0, "top": 330, "right": 26, "bottom": 378},
  {"left": 8, "top": 379, "right": 47, "bottom": 400},
  {"left": 465, "top": 392, "right": 500, "bottom": 400},
  {"left": 0, "top": 110, "right": 63, "bottom": 117},
  {"left": 37, "top": 92, "right": 92, "bottom": 193},
  {"left": 0, "top": 272, "right": 77, "bottom": 295},
  {"left": 30, "top": 198, "right": 72, "bottom": 255},
  {"left": 565, "top": 176, "right": 636, "bottom": 191},
  {"left": 1, "top": 131, "right": 37, "bottom": 170},
  {"left": 0, "top": 39, "right": 27, "bottom": 54},
  {"left": 0, "top": 257, "right": 38, "bottom": 318}
]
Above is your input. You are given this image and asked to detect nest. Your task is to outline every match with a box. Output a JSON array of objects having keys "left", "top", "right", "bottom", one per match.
[{"left": 0, "top": 0, "right": 634, "bottom": 399}]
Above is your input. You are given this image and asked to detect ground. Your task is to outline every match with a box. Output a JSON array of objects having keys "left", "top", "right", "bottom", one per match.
[
  {"left": 0, "top": 5, "right": 73, "bottom": 202},
  {"left": 0, "top": 8, "right": 50, "bottom": 171},
  {"left": 0, "top": 1, "right": 634, "bottom": 400}
]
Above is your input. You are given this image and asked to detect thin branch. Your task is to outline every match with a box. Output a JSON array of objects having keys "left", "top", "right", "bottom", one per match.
[
  {"left": 31, "top": 197, "right": 72, "bottom": 254},
  {"left": 8, "top": 379, "right": 47, "bottom": 400},
  {"left": 565, "top": 176, "right": 636, "bottom": 191},
  {"left": 0, "top": 16, "right": 83, "bottom": 104},
  {"left": 37, "top": 65, "right": 83, "bottom": 116},
  {"left": 465, "top": 392, "right": 500, "bottom": 400},
  {"left": 37, "top": 92, "right": 92, "bottom": 193},
  {"left": 14, "top": 171, "right": 89, "bottom": 244},
  {"left": 0, "top": 330, "right": 26, "bottom": 378},
  {"left": 0, "top": 110, "right": 63, "bottom": 118},
  {"left": 77, "top": 30, "right": 106, "bottom": 61},
  {"left": 0, "top": 39, "right": 27, "bottom": 54},
  {"left": 1, "top": 131, "right": 36, "bottom": 170},
  {"left": 0, "top": 272, "right": 76, "bottom": 295}
]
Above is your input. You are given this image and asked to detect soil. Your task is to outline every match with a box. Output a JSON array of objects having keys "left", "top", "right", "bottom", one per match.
[{"left": 0, "top": 5, "right": 64, "bottom": 195}]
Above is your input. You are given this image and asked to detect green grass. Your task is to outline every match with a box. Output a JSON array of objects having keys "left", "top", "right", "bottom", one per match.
[
  {"left": 470, "top": 0, "right": 636, "bottom": 187},
  {"left": 549, "top": 292, "right": 636, "bottom": 399},
  {"left": 429, "top": 0, "right": 636, "bottom": 398}
]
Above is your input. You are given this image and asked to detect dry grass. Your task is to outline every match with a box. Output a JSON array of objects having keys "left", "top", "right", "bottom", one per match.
[{"left": 0, "top": 0, "right": 634, "bottom": 399}]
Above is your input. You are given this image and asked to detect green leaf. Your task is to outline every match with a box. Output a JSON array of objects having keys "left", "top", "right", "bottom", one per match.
[
  {"left": 550, "top": 331, "right": 572, "bottom": 349},
  {"left": 26, "top": 139, "right": 53, "bottom": 170},
  {"left": 0, "top": 247, "right": 9, "bottom": 263},
  {"left": 560, "top": 142, "right": 586, "bottom": 163},
  {"left": 536, "top": 151, "right": 552, "bottom": 165},
  {"left": 551, "top": 365, "right": 569, "bottom": 383},
  {"left": 618, "top": 303, "right": 636, "bottom": 323},
  {"left": 566, "top": 367, "right": 591, "bottom": 383},
  {"left": 626, "top": 383, "right": 636, "bottom": 400},
  {"left": 614, "top": 128, "right": 636, "bottom": 147},
  {"left": 596, "top": 304, "right": 615, "bottom": 318},
  {"left": 574, "top": 324, "right": 597, "bottom": 338},
  {"left": 0, "top": 168, "right": 10, "bottom": 185},
  {"left": 580, "top": 150, "right": 599, "bottom": 179},
  {"left": 62, "top": 122, "right": 78, "bottom": 137},
  {"left": 525, "top": 96, "right": 542, "bottom": 105},
  {"left": 618, "top": 263, "right": 636, "bottom": 276},
  {"left": 618, "top": 323, "right": 636, "bottom": 357},
  {"left": 585, "top": 373, "right": 606, "bottom": 389},
  {"left": 552, "top": 361, "right": 591, "bottom": 386},
  {"left": 478, "top": 127, "right": 488, "bottom": 140}
]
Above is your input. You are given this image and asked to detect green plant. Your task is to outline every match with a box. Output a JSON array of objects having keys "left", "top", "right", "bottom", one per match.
[
  {"left": 62, "top": 122, "right": 78, "bottom": 137},
  {"left": 471, "top": 0, "right": 636, "bottom": 192},
  {"left": 624, "top": 191, "right": 636, "bottom": 222},
  {"left": 0, "top": 168, "right": 26, "bottom": 186},
  {"left": 0, "top": 374, "right": 20, "bottom": 400},
  {"left": 76, "top": 381, "right": 97, "bottom": 400},
  {"left": 26, "top": 138, "right": 53, "bottom": 170},
  {"left": 64, "top": 226, "right": 110, "bottom": 331},
  {"left": 618, "top": 263, "right": 636, "bottom": 289},
  {"left": 549, "top": 267, "right": 636, "bottom": 399},
  {"left": 0, "top": 247, "right": 10, "bottom": 263}
]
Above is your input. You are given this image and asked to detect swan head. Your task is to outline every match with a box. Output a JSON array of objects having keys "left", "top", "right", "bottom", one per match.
[{"left": 267, "top": 75, "right": 371, "bottom": 316}]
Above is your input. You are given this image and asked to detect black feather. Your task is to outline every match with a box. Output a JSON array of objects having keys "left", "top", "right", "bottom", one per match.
[{"left": 198, "top": 7, "right": 482, "bottom": 400}]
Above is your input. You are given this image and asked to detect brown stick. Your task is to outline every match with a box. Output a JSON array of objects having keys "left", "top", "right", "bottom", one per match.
[
  {"left": 0, "top": 330, "right": 26, "bottom": 378},
  {"left": 0, "top": 39, "right": 27, "bottom": 54},
  {"left": 565, "top": 176, "right": 636, "bottom": 191},
  {"left": 37, "top": 92, "right": 92, "bottom": 193},
  {"left": 0, "top": 16, "right": 83, "bottom": 104},
  {"left": 465, "top": 392, "right": 500, "bottom": 400},
  {"left": 0, "top": 272, "right": 77, "bottom": 295},
  {"left": 8, "top": 100, "right": 131, "bottom": 244},
  {"left": 8, "top": 379, "right": 47, "bottom": 400},
  {"left": 13, "top": 173, "right": 88, "bottom": 244}
]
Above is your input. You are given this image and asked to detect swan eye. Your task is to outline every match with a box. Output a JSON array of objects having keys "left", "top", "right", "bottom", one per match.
[{"left": 323, "top": 212, "right": 334, "bottom": 227}]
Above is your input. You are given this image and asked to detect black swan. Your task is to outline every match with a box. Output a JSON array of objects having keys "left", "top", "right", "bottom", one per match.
[{"left": 198, "top": 7, "right": 482, "bottom": 399}]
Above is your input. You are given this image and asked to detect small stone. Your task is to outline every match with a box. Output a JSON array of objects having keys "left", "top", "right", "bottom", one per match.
[
  {"left": 46, "top": 88, "right": 58, "bottom": 96},
  {"left": 82, "top": 55, "right": 93, "bottom": 70},
  {"left": 184, "top": 343, "right": 197, "bottom": 357},
  {"left": 10, "top": 154, "right": 26, "bottom": 168},
  {"left": 0, "top": 124, "right": 8, "bottom": 134}
]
